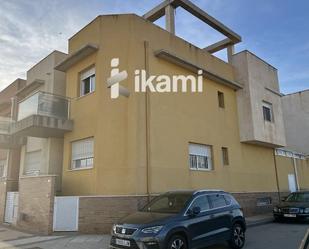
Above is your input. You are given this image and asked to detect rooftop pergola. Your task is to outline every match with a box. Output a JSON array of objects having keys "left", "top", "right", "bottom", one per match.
[{"left": 143, "top": 0, "right": 242, "bottom": 61}]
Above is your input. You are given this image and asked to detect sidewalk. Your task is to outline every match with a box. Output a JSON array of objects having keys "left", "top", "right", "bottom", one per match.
[
  {"left": 246, "top": 213, "right": 274, "bottom": 227},
  {"left": 0, "top": 213, "right": 273, "bottom": 249}
]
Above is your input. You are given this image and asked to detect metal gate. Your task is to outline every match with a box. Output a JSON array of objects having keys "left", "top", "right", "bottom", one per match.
[
  {"left": 53, "top": 196, "right": 79, "bottom": 231},
  {"left": 4, "top": 192, "right": 19, "bottom": 224}
]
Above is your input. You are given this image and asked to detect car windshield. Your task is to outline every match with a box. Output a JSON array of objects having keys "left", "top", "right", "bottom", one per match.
[
  {"left": 141, "top": 193, "right": 192, "bottom": 214},
  {"left": 285, "top": 192, "right": 309, "bottom": 202}
]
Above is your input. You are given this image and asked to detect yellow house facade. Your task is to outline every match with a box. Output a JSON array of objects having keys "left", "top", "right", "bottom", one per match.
[
  {"left": 51, "top": 12, "right": 304, "bottom": 234},
  {"left": 1, "top": 0, "right": 308, "bottom": 234}
]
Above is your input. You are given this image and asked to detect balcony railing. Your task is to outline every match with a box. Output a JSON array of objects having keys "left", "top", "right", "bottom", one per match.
[
  {"left": 0, "top": 117, "right": 12, "bottom": 134},
  {"left": 17, "top": 91, "right": 70, "bottom": 121}
]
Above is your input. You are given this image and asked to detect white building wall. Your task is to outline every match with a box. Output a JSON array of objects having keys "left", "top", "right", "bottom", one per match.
[{"left": 282, "top": 90, "right": 309, "bottom": 155}]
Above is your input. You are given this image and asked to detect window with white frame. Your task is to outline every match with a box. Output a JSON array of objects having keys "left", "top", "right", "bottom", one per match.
[
  {"left": 189, "top": 143, "right": 213, "bottom": 170},
  {"left": 0, "top": 159, "right": 6, "bottom": 178},
  {"left": 80, "top": 67, "right": 95, "bottom": 96},
  {"left": 262, "top": 101, "right": 273, "bottom": 122},
  {"left": 71, "top": 137, "right": 94, "bottom": 170}
]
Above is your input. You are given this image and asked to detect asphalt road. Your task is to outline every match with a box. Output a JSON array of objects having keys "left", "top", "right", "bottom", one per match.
[{"left": 208, "top": 221, "right": 309, "bottom": 249}]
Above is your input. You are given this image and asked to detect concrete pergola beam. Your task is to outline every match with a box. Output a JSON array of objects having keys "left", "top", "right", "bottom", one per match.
[
  {"left": 143, "top": 0, "right": 242, "bottom": 43},
  {"left": 204, "top": 38, "right": 234, "bottom": 54}
]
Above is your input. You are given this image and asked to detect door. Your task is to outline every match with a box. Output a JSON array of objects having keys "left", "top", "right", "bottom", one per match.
[
  {"left": 53, "top": 197, "right": 79, "bottom": 231},
  {"left": 186, "top": 195, "right": 213, "bottom": 248},
  {"left": 207, "top": 194, "right": 232, "bottom": 240},
  {"left": 288, "top": 174, "right": 297, "bottom": 192},
  {"left": 4, "top": 192, "right": 19, "bottom": 224}
]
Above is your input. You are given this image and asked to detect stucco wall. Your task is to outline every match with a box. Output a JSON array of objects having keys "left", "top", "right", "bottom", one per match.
[
  {"left": 0, "top": 181, "right": 7, "bottom": 223},
  {"left": 61, "top": 15, "right": 280, "bottom": 196},
  {"left": 275, "top": 155, "right": 309, "bottom": 192},
  {"left": 17, "top": 176, "right": 55, "bottom": 235},
  {"left": 232, "top": 51, "right": 286, "bottom": 147},
  {"left": 282, "top": 90, "right": 309, "bottom": 155}
]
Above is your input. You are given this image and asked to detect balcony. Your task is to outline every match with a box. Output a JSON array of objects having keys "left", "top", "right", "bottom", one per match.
[
  {"left": 10, "top": 92, "right": 73, "bottom": 138},
  {"left": 0, "top": 117, "right": 24, "bottom": 149}
]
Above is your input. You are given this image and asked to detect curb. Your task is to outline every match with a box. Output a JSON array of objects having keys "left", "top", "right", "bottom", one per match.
[{"left": 247, "top": 217, "right": 274, "bottom": 228}]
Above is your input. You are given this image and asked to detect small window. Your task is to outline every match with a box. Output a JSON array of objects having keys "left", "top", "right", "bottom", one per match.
[
  {"left": 221, "top": 147, "right": 229, "bottom": 166},
  {"left": 218, "top": 91, "right": 225, "bottom": 108},
  {"left": 190, "top": 195, "right": 210, "bottom": 212},
  {"left": 80, "top": 67, "right": 95, "bottom": 96},
  {"left": 71, "top": 137, "right": 94, "bottom": 170},
  {"left": 262, "top": 101, "right": 273, "bottom": 122},
  {"left": 189, "top": 143, "right": 213, "bottom": 170},
  {"left": 209, "top": 194, "right": 227, "bottom": 209}
]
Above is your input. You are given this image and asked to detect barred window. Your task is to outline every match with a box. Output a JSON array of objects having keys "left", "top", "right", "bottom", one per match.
[{"left": 189, "top": 143, "right": 213, "bottom": 170}]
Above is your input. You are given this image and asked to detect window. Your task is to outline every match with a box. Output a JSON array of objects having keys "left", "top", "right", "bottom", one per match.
[
  {"left": 262, "top": 101, "right": 273, "bottom": 122},
  {"left": 218, "top": 91, "right": 225, "bottom": 108},
  {"left": 71, "top": 137, "right": 94, "bottom": 170},
  {"left": 0, "top": 159, "right": 6, "bottom": 177},
  {"left": 209, "top": 194, "right": 227, "bottom": 209},
  {"left": 190, "top": 195, "right": 210, "bottom": 212},
  {"left": 80, "top": 67, "right": 95, "bottom": 96},
  {"left": 189, "top": 143, "right": 213, "bottom": 170},
  {"left": 142, "top": 193, "right": 192, "bottom": 214},
  {"left": 221, "top": 147, "right": 229, "bottom": 165},
  {"left": 24, "top": 150, "right": 41, "bottom": 175}
]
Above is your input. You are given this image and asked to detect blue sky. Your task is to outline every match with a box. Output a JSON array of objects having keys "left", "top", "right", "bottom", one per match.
[{"left": 0, "top": 0, "right": 308, "bottom": 94}]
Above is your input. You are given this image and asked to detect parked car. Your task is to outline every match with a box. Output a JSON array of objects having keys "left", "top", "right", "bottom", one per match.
[
  {"left": 273, "top": 191, "right": 309, "bottom": 221},
  {"left": 110, "top": 190, "right": 246, "bottom": 249}
]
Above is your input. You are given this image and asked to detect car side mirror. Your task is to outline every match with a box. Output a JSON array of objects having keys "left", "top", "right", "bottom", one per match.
[
  {"left": 281, "top": 197, "right": 286, "bottom": 202},
  {"left": 187, "top": 206, "right": 201, "bottom": 217}
]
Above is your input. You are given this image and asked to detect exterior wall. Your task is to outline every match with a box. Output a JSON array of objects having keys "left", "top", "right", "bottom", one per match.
[
  {"left": 232, "top": 51, "right": 286, "bottom": 147},
  {"left": 282, "top": 90, "right": 309, "bottom": 155},
  {"left": 19, "top": 137, "right": 63, "bottom": 192},
  {"left": 26, "top": 51, "right": 67, "bottom": 95},
  {"left": 62, "top": 15, "right": 279, "bottom": 197},
  {"left": 79, "top": 196, "right": 148, "bottom": 233},
  {"left": 0, "top": 78, "right": 26, "bottom": 117},
  {"left": 0, "top": 78, "right": 26, "bottom": 188},
  {"left": 18, "top": 51, "right": 68, "bottom": 191},
  {"left": 6, "top": 148, "right": 21, "bottom": 191},
  {"left": 78, "top": 192, "right": 278, "bottom": 233},
  {"left": 17, "top": 176, "right": 55, "bottom": 235},
  {"left": 0, "top": 181, "right": 7, "bottom": 222},
  {"left": 275, "top": 155, "right": 309, "bottom": 192}
]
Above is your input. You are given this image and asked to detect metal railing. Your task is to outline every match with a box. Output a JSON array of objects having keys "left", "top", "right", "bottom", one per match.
[{"left": 17, "top": 91, "right": 70, "bottom": 121}]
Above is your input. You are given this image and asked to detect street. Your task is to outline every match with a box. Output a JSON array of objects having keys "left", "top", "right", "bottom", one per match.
[
  {"left": 0, "top": 222, "right": 307, "bottom": 249},
  {"left": 208, "top": 222, "right": 309, "bottom": 249}
]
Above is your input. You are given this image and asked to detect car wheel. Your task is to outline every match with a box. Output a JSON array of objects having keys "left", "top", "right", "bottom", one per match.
[
  {"left": 228, "top": 223, "right": 245, "bottom": 249},
  {"left": 167, "top": 235, "right": 187, "bottom": 249}
]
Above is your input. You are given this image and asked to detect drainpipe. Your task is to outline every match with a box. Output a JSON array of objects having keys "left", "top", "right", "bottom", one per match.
[
  {"left": 292, "top": 156, "right": 300, "bottom": 191},
  {"left": 273, "top": 149, "right": 281, "bottom": 202},
  {"left": 144, "top": 41, "right": 151, "bottom": 202}
]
